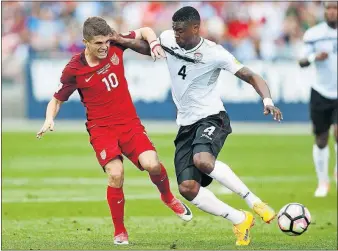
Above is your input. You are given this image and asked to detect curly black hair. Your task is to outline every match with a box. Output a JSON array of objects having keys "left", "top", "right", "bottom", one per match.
[{"left": 172, "top": 6, "right": 200, "bottom": 23}]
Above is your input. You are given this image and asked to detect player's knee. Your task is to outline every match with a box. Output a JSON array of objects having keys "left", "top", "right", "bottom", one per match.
[
  {"left": 142, "top": 160, "right": 161, "bottom": 175},
  {"left": 315, "top": 132, "right": 329, "bottom": 149},
  {"left": 139, "top": 151, "right": 161, "bottom": 175},
  {"left": 143, "top": 161, "right": 161, "bottom": 175},
  {"left": 105, "top": 161, "right": 124, "bottom": 188},
  {"left": 193, "top": 153, "right": 214, "bottom": 174},
  {"left": 178, "top": 180, "right": 200, "bottom": 201}
]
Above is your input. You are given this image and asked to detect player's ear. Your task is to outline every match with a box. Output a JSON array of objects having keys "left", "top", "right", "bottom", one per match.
[
  {"left": 192, "top": 24, "right": 200, "bottom": 34},
  {"left": 83, "top": 39, "right": 89, "bottom": 47}
]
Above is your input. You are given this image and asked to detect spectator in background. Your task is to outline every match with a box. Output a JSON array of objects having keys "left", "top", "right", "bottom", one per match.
[
  {"left": 2, "top": 2, "right": 28, "bottom": 84},
  {"left": 1, "top": 1, "right": 327, "bottom": 86}
]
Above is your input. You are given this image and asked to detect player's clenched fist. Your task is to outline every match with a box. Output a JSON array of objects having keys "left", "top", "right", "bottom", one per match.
[
  {"left": 150, "top": 40, "right": 166, "bottom": 61},
  {"left": 36, "top": 119, "right": 55, "bottom": 139}
]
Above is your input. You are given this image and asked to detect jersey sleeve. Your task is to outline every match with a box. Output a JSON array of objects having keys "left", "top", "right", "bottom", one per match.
[
  {"left": 113, "top": 31, "right": 137, "bottom": 51},
  {"left": 217, "top": 46, "right": 244, "bottom": 74},
  {"left": 120, "top": 31, "right": 136, "bottom": 39},
  {"left": 301, "top": 30, "right": 315, "bottom": 58},
  {"left": 53, "top": 67, "right": 77, "bottom": 102},
  {"left": 158, "top": 30, "right": 174, "bottom": 46}
]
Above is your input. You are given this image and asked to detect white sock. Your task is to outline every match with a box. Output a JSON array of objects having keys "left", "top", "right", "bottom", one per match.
[
  {"left": 191, "top": 186, "right": 245, "bottom": 224},
  {"left": 313, "top": 144, "right": 329, "bottom": 183},
  {"left": 209, "top": 160, "right": 261, "bottom": 208}
]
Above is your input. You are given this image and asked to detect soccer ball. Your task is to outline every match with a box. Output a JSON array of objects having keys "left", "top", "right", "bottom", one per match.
[{"left": 277, "top": 203, "right": 311, "bottom": 236}]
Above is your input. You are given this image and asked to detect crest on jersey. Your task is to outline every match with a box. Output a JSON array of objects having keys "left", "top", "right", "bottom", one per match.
[
  {"left": 100, "top": 150, "right": 106, "bottom": 160},
  {"left": 110, "top": 53, "right": 119, "bottom": 65},
  {"left": 194, "top": 52, "right": 203, "bottom": 63}
]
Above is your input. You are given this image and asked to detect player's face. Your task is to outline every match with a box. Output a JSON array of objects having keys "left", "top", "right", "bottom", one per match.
[
  {"left": 172, "top": 21, "right": 198, "bottom": 48},
  {"left": 84, "top": 35, "right": 111, "bottom": 59},
  {"left": 324, "top": 2, "right": 337, "bottom": 25}
]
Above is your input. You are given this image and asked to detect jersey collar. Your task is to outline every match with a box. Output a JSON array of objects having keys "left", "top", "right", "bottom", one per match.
[{"left": 181, "top": 37, "right": 204, "bottom": 54}]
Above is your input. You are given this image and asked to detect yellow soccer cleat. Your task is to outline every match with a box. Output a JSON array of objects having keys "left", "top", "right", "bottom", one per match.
[
  {"left": 232, "top": 211, "right": 255, "bottom": 246},
  {"left": 253, "top": 202, "right": 276, "bottom": 224}
]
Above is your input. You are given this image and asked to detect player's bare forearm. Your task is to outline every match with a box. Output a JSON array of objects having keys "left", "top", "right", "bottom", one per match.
[
  {"left": 46, "top": 97, "right": 63, "bottom": 120},
  {"left": 117, "top": 37, "right": 151, "bottom": 56},
  {"left": 37, "top": 97, "right": 63, "bottom": 138},
  {"left": 135, "top": 27, "right": 157, "bottom": 44},
  {"left": 235, "top": 67, "right": 271, "bottom": 99}
]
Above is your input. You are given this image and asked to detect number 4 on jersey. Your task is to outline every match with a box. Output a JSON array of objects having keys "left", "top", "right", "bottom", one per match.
[{"left": 178, "top": 65, "right": 187, "bottom": 80}]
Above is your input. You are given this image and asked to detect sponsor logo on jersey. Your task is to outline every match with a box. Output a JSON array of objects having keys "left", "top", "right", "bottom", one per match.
[
  {"left": 110, "top": 53, "right": 119, "bottom": 65},
  {"left": 201, "top": 134, "right": 212, "bottom": 140},
  {"left": 85, "top": 74, "right": 95, "bottom": 82},
  {"left": 100, "top": 150, "right": 106, "bottom": 160},
  {"left": 97, "top": 63, "right": 111, "bottom": 75},
  {"left": 194, "top": 52, "right": 203, "bottom": 63}
]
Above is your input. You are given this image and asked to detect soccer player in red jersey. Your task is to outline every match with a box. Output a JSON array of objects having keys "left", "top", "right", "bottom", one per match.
[{"left": 36, "top": 17, "right": 192, "bottom": 245}]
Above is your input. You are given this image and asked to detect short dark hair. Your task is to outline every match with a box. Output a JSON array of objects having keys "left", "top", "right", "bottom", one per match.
[
  {"left": 172, "top": 6, "right": 200, "bottom": 23},
  {"left": 83, "top": 17, "right": 112, "bottom": 41}
]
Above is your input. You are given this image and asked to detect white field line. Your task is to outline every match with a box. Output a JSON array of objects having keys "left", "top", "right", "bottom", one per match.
[
  {"left": 2, "top": 119, "right": 312, "bottom": 135},
  {"left": 2, "top": 176, "right": 316, "bottom": 203},
  {"left": 2, "top": 176, "right": 314, "bottom": 186}
]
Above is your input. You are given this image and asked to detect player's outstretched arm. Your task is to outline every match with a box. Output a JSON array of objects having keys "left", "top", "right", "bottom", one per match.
[
  {"left": 299, "top": 52, "right": 328, "bottom": 68},
  {"left": 36, "top": 97, "right": 63, "bottom": 139},
  {"left": 133, "top": 27, "right": 165, "bottom": 61},
  {"left": 235, "top": 67, "right": 283, "bottom": 122}
]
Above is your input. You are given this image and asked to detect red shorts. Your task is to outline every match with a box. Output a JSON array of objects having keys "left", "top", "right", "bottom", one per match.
[{"left": 87, "top": 118, "right": 156, "bottom": 170}]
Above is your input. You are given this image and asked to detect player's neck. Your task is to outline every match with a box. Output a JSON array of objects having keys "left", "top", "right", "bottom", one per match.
[
  {"left": 183, "top": 36, "right": 201, "bottom": 51},
  {"left": 85, "top": 48, "right": 101, "bottom": 67}
]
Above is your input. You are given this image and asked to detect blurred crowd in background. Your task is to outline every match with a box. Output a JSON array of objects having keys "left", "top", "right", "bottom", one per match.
[{"left": 2, "top": 1, "right": 326, "bottom": 84}]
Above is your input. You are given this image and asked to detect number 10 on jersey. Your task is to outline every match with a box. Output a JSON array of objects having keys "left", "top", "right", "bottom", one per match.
[{"left": 102, "top": 73, "right": 119, "bottom": 91}]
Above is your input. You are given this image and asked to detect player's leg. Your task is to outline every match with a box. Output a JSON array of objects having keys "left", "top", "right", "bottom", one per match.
[
  {"left": 334, "top": 124, "right": 337, "bottom": 186},
  {"left": 177, "top": 165, "right": 254, "bottom": 246},
  {"left": 88, "top": 125, "right": 128, "bottom": 244},
  {"left": 118, "top": 120, "right": 192, "bottom": 221},
  {"left": 137, "top": 150, "right": 173, "bottom": 202},
  {"left": 192, "top": 112, "right": 275, "bottom": 223},
  {"left": 137, "top": 150, "right": 192, "bottom": 221},
  {"left": 174, "top": 120, "right": 254, "bottom": 246},
  {"left": 310, "top": 89, "right": 332, "bottom": 197},
  {"left": 104, "top": 158, "right": 128, "bottom": 245}
]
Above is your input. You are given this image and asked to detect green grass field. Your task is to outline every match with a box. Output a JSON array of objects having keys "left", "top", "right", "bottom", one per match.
[{"left": 2, "top": 132, "right": 337, "bottom": 250}]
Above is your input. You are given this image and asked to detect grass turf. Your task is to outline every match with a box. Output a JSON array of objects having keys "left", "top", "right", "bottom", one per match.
[{"left": 2, "top": 132, "right": 337, "bottom": 250}]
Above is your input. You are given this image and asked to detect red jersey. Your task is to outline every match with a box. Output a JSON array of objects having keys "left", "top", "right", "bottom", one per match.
[{"left": 54, "top": 32, "right": 138, "bottom": 128}]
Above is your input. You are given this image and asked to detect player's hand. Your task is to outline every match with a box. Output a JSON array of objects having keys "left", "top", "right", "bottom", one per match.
[
  {"left": 315, "top": 52, "right": 328, "bottom": 61},
  {"left": 264, "top": 105, "right": 283, "bottom": 122},
  {"left": 150, "top": 40, "right": 166, "bottom": 61},
  {"left": 36, "top": 119, "right": 55, "bottom": 139},
  {"left": 109, "top": 30, "right": 121, "bottom": 43}
]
